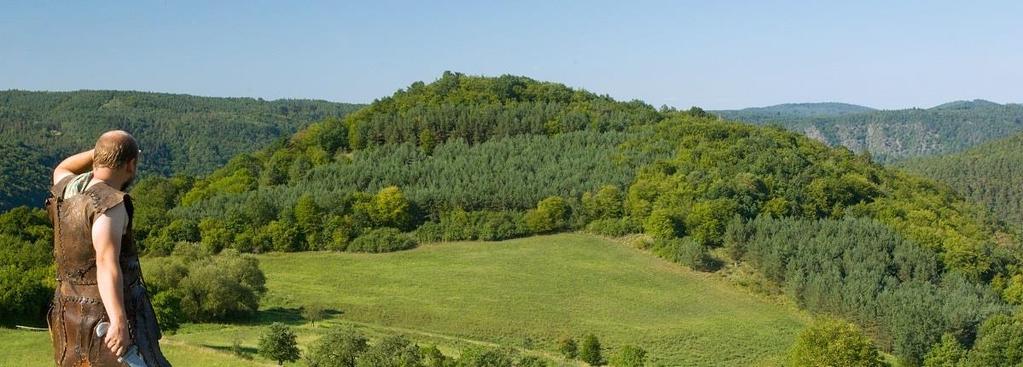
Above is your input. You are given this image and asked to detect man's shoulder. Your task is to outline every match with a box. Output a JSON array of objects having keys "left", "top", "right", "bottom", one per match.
[{"left": 86, "top": 182, "right": 129, "bottom": 216}]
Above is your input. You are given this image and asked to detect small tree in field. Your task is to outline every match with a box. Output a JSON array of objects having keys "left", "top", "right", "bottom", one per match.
[
  {"left": 302, "top": 302, "right": 327, "bottom": 324},
  {"left": 610, "top": 345, "right": 647, "bottom": 367},
  {"left": 558, "top": 337, "right": 578, "bottom": 359},
  {"left": 580, "top": 334, "right": 605, "bottom": 366},
  {"left": 258, "top": 322, "right": 300, "bottom": 366},
  {"left": 305, "top": 326, "right": 368, "bottom": 367},
  {"left": 788, "top": 318, "right": 887, "bottom": 367}
]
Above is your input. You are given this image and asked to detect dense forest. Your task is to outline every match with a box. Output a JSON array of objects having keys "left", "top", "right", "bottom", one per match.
[
  {"left": 0, "top": 90, "right": 362, "bottom": 210},
  {"left": 714, "top": 100, "right": 1023, "bottom": 162},
  {"left": 2, "top": 73, "right": 1021, "bottom": 365},
  {"left": 898, "top": 132, "right": 1023, "bottom": 234}
]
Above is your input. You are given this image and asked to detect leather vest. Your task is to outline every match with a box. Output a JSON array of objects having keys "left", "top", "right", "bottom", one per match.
[{"left": 45, "top": 175, "right": 171, "bottom": 367}]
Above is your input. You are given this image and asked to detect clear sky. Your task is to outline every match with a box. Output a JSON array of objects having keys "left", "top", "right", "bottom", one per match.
[{"left": 2, "top": 0, "right": 1020, "bottom": 110}]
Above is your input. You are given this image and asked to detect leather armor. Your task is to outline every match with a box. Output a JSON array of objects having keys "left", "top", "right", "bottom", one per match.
[{"left": 45, "top": 175, "right": 171, "bottom": 366}]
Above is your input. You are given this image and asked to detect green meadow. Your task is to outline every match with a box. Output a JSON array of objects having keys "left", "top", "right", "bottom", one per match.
[{"left": 1, "top": 233, "right": 808, "bottom": 366}]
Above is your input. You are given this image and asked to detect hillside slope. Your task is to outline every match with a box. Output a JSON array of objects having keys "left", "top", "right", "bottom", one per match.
[
  {"left": 257, "top": 233, "right": 808, "bottom": 366},
  {"left": 0, "top": 90, "right": 362, "bottom": 210},
  {"left": 2, "top": 233, "right": 808, "bottom": 367},
  {"left": 898, "top": 131, "right": 1023, "bottom": 232},
  {"left": 714, "top": 99, "right": 1023, "bottom": 162}
]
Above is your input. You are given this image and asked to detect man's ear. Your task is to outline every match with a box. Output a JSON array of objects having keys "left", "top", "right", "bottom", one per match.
[{"left": 127, "top": 158, "right": 139, "bottom": 174}]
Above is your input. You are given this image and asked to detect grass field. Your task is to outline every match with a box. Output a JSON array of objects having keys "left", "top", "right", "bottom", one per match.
[{"left": 1, "top": 232, "right": 809, "bottom": 366}]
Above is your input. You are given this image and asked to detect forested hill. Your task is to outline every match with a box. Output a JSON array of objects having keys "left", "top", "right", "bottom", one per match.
[
  {"left": 5, "top": 73, "right": 1022, "bottom": 365},
  {"left": 713, "top": 99, "right": 1023, "bottom": 162},
  {"left": 898, "top": 131, "right": 1023, "bottom": 233},
  {"left": 0, "top": 90, "right": 362, "bottom": 210},
  {"left": 712, "top": 102, "right": 875, "bottom": 122}
]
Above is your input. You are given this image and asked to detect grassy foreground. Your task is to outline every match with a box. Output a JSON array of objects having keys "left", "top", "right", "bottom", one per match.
[{"left": 2, "top": 232, "right": 807, "bottom": 366}]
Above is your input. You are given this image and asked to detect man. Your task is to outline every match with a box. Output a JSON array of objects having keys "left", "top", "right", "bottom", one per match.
[{"left": 46, "top": 130, "right": 171, "bottom": 366}]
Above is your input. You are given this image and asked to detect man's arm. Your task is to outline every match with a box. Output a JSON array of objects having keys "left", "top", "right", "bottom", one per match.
[
  {"left": 93, "top": 202, "right": 131, "bottom": 357},
  {"left": 53, "top": 149, "right": 94, "bottom": 186}
]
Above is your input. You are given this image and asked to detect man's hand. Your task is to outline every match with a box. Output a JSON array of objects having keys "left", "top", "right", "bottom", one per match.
[
  {"left": 104, "top": 319, "right": 130, "bottom": 357},
  {"left": 53, "top": 149, "right": 94, "bottom": 185}
]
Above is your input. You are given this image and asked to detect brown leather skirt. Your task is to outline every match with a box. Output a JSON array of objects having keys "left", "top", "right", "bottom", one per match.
[{"left": 47, "top": 281, "right": 171, "bottom": 367}]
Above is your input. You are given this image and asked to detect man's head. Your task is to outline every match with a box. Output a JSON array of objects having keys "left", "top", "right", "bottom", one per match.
[{"left": 93, "top": 130, "right": 140, "bottom": 190}]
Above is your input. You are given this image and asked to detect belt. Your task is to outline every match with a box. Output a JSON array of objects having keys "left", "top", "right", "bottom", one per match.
[{"left": 56, "top": 273, "right": 143, "bottom": 303}]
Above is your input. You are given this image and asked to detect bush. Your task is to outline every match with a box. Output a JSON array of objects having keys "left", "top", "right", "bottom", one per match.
[
  {"left": 150, "top": 291, "right": 184, "bottom": 334},
  {"left": 349, "top": 227, "right": 418, "bottom": 253},
  {"left": 609, "top": 345, "right": 647, "bottom": 367},
  {"left": 305, "top": 326, "right": 368, "bottom": 367},
  {"left": 414, "top": 221, "right": 445, "bottom": 243},
  {"left": 356, "top": 335, "right": 422, "bottom": 367},
  {"left": 179, "top": 250, "right": 266, "bottom": 321},
  {"left": 324, "top": 214, "right": 357, "bottom": 251},
  {"left": 581, "top": 185, "right": 624, "bottom": 221},
  {"left": 557, "top": 337, "right": 578, "bottom": 359},
  {"left": 923, "top": 334, "right": 967, "bottom": 367},
  {"left": 517, "top": 356, "right": 548, "bottom": 367},
  {"left": 964, "top": 311, "right": 1023, "bottom": 367},
  {"left": 787, "top": 318, "right": 887, "bottom": 367},
  {"left": 421, "top": 345, "right": 450, "bottom": 367},
  {"left": 258, "top": 322, "right": 300, "bottom": 366},
  {"left": 145, "top": 246, "right": 267, "bottom": 322},
  {"left": 653, "top": 237, "right": 718, "bottom": 272},
  {"left": 420, "top": 209, "right": 529, "bottom": 242},
  {"left": 302, "top": 303, "right": 328, "bottom": 324},
  {"left": 673, "top": 237, "right": 718, "bottom": 271},
  {"left": 525, "top": 196, "right": 569, "bottom": 233},
  {"left": 580, "top": 335, "right": 605, "bottom": 366},
  {"left": 584, "top": 217, "right": 641, "bottom": 237},
  {"left": 642, "top": 207, "right": 682, "bottom": 240},
  {"left": 456, "top": 346, "right": 515, "bottom": 367}
]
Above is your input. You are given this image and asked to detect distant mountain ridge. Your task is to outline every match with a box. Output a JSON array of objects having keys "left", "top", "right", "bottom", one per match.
[
  {"left": 713, "top": 102, "right": 876, "bottom": 122},
  {"left": 714, "top": 99, "right": 1023, "bottom": 162}
]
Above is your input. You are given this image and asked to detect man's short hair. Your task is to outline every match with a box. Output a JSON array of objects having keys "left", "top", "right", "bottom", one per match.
[{"left": 94, "top": 131, "right": 140, "bottom": 169}]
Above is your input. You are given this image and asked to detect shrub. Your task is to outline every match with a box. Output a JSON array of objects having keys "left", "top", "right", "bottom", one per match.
[
  {"left": 609, "top": 345, "right": 647, "bottom": 367},
  {"left": 787, "top": 318, "right": 887, "bottom": 367},
  {"left": 584, "top": 217, "right": 641, "bottom": 237},
  {"left": 150, "top": 291, "right": 184, "bottom": 334},
  {"left": 582, "top": 185, "right": 624, "bottom": 221},
  {"left": 557, "top": 337, "right": 578, "bottom": 359},
  {"left": 421, "top": 345, "right": 450, "bottom": 367},
  {"left": 653, "top": 237, "right": 718, "bottom": 272},
  {"left": 517, "top": 356, "right": 548, "bottom": 367},
  {"left": 965, "top": 311, "right": 1023, "bottom": 367},
  {"left": 642, "top": 208, "right": 681, "bottom": 240},
  {"left": 456, "top": 346, "right": 515, "bottom": 367},
  {"left": 525, "top": 196, "right": 569, "bottom": 233},
  {"left": 305, "top": 326, "right": 368, "bottom": 367},
  {"left": 146, "top": 246, "right": 267, "bottom": 323},
  {"left": 580, "top": 335, "right": 605, "bottom": 366},
  {"left": 258, "top": 322, "right": 300, "bottom": 366},
  {"left": 356, "top": 335, "right": 422, "bottom": 367},
  {"left": 922, "top": 334, "right": 967, "bottom": 367},
  {"left": 414, "top": 221, "right": 445, "bottom": 243},
  {"left": 349, "top": 227, "right": 418, "bottom": 253},
  {"left": 302, "top": 303, "right": 327, "bottom": 324}
]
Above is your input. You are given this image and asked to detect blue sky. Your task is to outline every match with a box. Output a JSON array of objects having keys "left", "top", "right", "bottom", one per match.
[{"left": 2, "top": 1, "right": 1020, "bottom": 109}]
